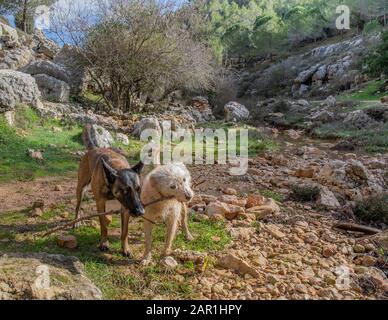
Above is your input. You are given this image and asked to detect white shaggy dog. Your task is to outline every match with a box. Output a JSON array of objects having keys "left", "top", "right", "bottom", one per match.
[{"left": 140, "top": 163, "right": 194, "bottom": 265}]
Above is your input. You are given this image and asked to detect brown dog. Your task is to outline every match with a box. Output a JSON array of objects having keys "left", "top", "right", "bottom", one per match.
[{"left": 75, "top": 124, "right": 144, "bottom": 257}]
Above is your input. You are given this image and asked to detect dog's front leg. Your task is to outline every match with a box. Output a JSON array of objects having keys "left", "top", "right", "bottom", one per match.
[
  {"left": 141, "top": 219, "right": 153, "bottom": 265},
  {"left": 97, "top": 199, "right": 111, "bottom": 252},
  {"left": 163, "top": 213, "right": 179, "bottom": 257},
  {"left": 181, "top": 204, "right": 194, "bottom": 241},
  {"left": 121, "top": 207, "right": 132, "bottom": 258}
]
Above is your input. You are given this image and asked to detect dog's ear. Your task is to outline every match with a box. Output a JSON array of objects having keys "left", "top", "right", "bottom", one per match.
[
  {"left": 131, "top": 161, "right": 144, "bottom": 175},
  {"left": 101, "top": 158, "right": 117, "bottom": 185}
]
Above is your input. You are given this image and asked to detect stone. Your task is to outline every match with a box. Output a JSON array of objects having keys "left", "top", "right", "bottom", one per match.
[
  {"left": 230, "top": 227, "right": 255, "bottom": 240},
  {"left": 27, "top": 149, "right": 44, "bottom": 161},
  {"left": 57, "top": 235, "right": 78, "bottom": 250},
  {"left": 217, "top": 254, "right": 260, "bottom": 278},
  {"left": 206, "top": 201, "right": 243, "bottom": 220},
  {"left": 0, "top": 46, "right": 34, "bottom": 70},
  {"left": 191, "top": 96, "right": 215, "bottom": 122},
  {"left": 222, "top": 187, "right": 237, "bottom": 196},
  {"left": 54, "top": 185, "right": 63, "bottom": 192},
  {"left": 21, "top": 60, "right": 70, "bottom": 83},
  {"left": 160, "top": 256, "right": 179, "bottom": 270},
  {"left": 54, "top": 44, "right": 89, "bottom": 95},
  {"left": 116, "top": 133, "right": 129, "bottom": 145},
  {"left": 246, "top": 194, "right": 265, "bottom": 209},
  {"left": 0, "top": 253, "right": 102, "bottom": 300},
  {"left": 323, "top": 95, "right": 337, "bottom": 108},
  {"left": 356, "top": 255, "right": 377, "bottom": 267},
  {"left": 295, "top": 167, "right": 316, "bottom": 178},
  {"left": 33, "top": 74, "right": 70, "bottom": 103},
  {"left": 265, "top": 224, "right": 285, "bottom": 239},
  {"left": 353, "top": 244, "right": 366, "bottom": 254},
  {"left": 246, "top": 198, "right": 280, "bottom": 219},
  {"left": 85, "top": 124, "right": 114, "bottom": 148},
  {"left": 131, "top": 117, "right": 162, "bottom": 138},
  {"left": 343, "top": 110, "right": 377, "bottom": 130},
  {"left": 33, "top": 29, "right": 60, "bottom": 59},
  {"left": 317, "top": 186, "right": 341, "bottom": 209},
  {"left": 309, "top": 110, "right": 335, "bottom": 123},
  {"left": 224, "top": 102, "right": 250, "bottom": 122},
  {"left": 0, "top": 70, "right": 42, "bottom": 112},
  {"left": 322, "top": 245, "right": 337, "bottom": 258},
  {"left": 287, "top": 129, "right": 303, "bottom": 140}
]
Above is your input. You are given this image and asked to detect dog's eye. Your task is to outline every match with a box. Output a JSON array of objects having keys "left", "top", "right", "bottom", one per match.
[{"left": 170, "top": 184, "right": 177, "bottom": 190}]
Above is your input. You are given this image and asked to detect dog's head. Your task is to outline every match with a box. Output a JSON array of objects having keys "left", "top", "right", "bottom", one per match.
[
  {"left": 151, "top": 163, "right": 194, "bottom": 203},
  {"left": 102, "top": 159, "right": 145, "bottom": 217}
]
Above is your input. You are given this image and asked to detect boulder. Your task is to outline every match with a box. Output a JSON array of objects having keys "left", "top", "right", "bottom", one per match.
[
  {"left": 85, "top": 124, "right": 114, "bottom": 148},
  {"left": 343, "top": 110, "right": 377, "bottom": 129},
  {"left": 0, "top": 46, "right": 34, "bottom": 70},
  {"left": 0, "top": 70, "right": 41, "bottom": 112},
  {"left": 0, "top": 253, "right": 102, "bottom": 300},
  {"left": 323, "top": 95, "right": 337, "bottom": 108},
  {"left": 224, "top": 102, "right": 250, "bottom": 122},
  {"left": 21, "top": 60, "right": 70, "bottom": 83},
  {"left": 33, "top": 29, "right": 60, "bottom": 59},
  {"left": 0, "top": 21, "right": 19, "bottom": 47},
  {"left": 33, "top": 74, "right": 70, "bottom": 103},
  {"left": 116, "top": 133, "right": 130, "bottom": 145},
  {"left": 309, "top": 110, "right": 335, "bottom": 123},
  {"left": 131, "top": 117, "right": 162, "bottom": 138},
  {"left": 317, "top": 186, "right": 341, "bottom": 209},
  {"left": 191, "top": 96, "right": 215, "bottom": 122},
  {"left": 54, "top": 45, "right": 89, "bottom": 95}
]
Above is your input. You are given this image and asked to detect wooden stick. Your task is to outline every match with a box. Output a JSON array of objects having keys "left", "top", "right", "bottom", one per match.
[
  {"left": 40, "top": 210, "right": 121, "bottom": 237},
  {"left": 333, "top": 222, "right": 382, "bottom": 235}
]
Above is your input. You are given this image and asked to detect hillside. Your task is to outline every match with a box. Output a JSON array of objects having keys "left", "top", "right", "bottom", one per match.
[{"left": 0, "top": 1, "right": 387, "bottom": 302}]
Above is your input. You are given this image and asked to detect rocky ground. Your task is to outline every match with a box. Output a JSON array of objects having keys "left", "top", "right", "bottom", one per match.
[{"left": 0, "top": 130, "right": 386, "bottom": 300}]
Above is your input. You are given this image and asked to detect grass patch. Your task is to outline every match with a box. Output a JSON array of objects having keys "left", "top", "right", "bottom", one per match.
[
  {"left": 313, "top": 121, "right": 388, "bottom": 153},
  {"left": 0, "top": 106, "right": 144, "bottom": 182},
  {"left": 261, "top": 190, "right": 284, "bottom": 203},
  {"left": 339, "top": 80, "right": 388, "bottom": 101},
  {"left": 0, "top": 210, "right": 229, "bottom": 299}
]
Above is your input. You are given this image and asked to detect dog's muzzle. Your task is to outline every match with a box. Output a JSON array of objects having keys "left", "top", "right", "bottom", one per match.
[{"left": 132, "top": 206, "right": 145, "bottom": 217}]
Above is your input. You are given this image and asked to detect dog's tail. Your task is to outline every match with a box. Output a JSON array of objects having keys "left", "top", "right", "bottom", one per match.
[{"left": 82, "top": 124, "right": 97, "bottom": 150}]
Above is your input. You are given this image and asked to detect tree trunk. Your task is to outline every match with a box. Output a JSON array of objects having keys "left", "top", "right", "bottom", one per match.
[{"left": 22, "top": 0, "right": 29, "bottom": 32}]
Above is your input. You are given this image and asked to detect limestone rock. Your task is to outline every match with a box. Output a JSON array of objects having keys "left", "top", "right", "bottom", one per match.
[
  {"left": 131, "top": 117, "right": 162, "bottom": 138},
  {"left": 0, "top": 253, "right": 102, "bottom": 300},
  {"left": 224, "top": 102, "right": 250, "bottom": 122},
  {"left": 0, "top": 70, "right": 41, "bottom": 112},
  {"left": 217, "top": 254, "right": 260, "bottom": 278},
  {"left": 33, "top": 74, "right": 70, "bottom": 103}
]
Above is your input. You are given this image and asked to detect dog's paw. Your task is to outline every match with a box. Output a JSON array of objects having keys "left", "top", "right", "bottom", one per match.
[
  {"left": 99, "top": 244, "right": 110, "bottom": 252},
  {"left": 140, "top": 259, "right": 152, "bottom": 266},
  {"left": 122, "top": 250, "right": 133, "bottom": 259}
]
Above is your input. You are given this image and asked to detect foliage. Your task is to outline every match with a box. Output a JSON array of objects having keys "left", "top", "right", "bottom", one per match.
[
  {"left": 366, "top": 31, "right": 388, "bottom": 77},
  {"left": 355, "top": 194, "right": 388, "bottom": 224},
  {"left": 0, "top": 0, "right": 53, "bottom": 33},
  {"left": 50, "top": 0, "right": 215, "bottom": 111}
]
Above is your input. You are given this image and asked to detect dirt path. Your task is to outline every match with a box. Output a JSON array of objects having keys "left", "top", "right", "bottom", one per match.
[{"left": 0, "top": 174, "right": 77, "bottom": 213}]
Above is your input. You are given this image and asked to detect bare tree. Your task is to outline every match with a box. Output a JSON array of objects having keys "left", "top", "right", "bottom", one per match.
[{"left": 50, "top": 0, "right": 215, "bottom": 111}]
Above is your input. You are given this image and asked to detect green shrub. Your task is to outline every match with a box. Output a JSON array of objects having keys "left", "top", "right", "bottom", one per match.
[
  {"left": 354, "top": 194, "right": 388, "bottom": 224},
  {"left": 366, "top": 31, "right": 388, "bottom": 77},
  {"left": 290, "top": 184, "right": 320, "bottom": 202}
]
